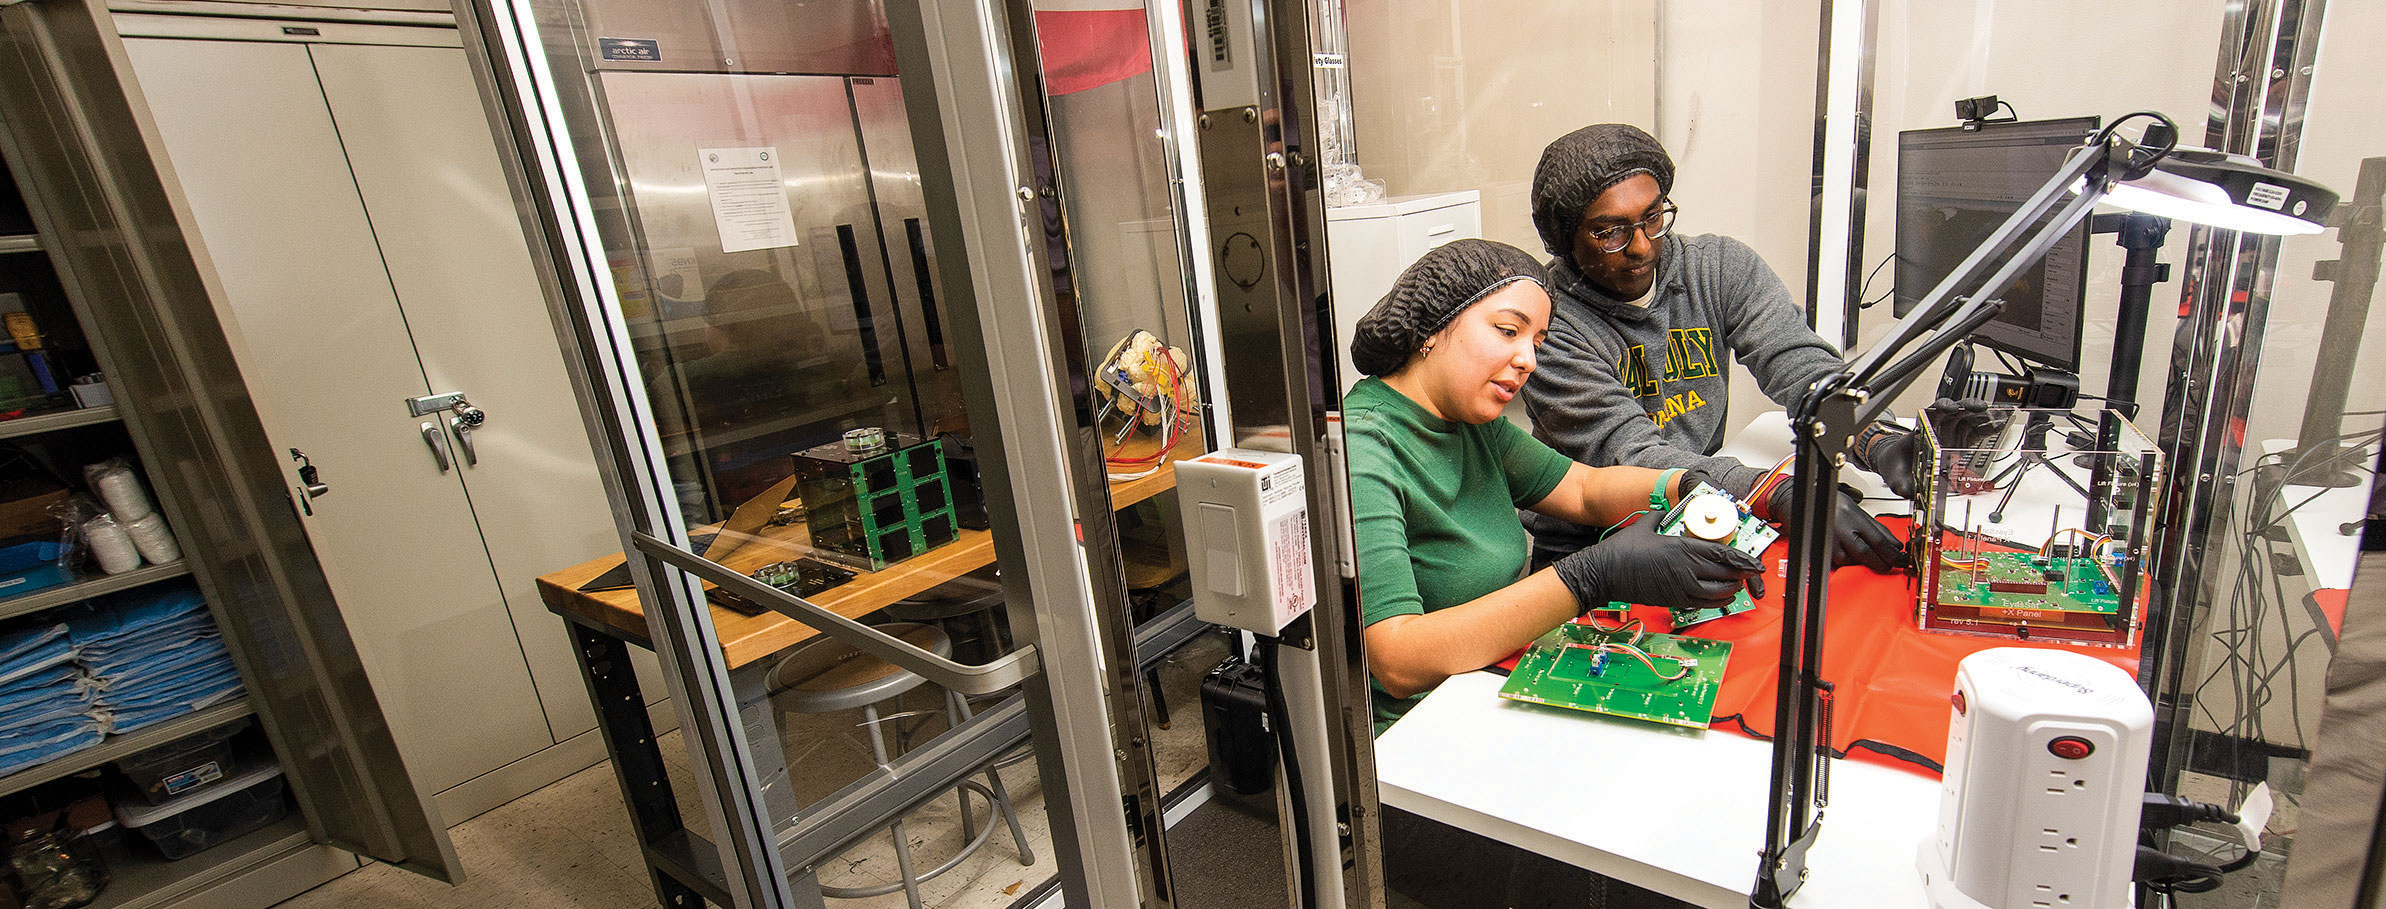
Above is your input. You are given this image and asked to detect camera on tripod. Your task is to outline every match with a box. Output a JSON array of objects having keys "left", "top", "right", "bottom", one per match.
[{"left": 1938, "top": 344, "right": 2080, "bottom": 410}]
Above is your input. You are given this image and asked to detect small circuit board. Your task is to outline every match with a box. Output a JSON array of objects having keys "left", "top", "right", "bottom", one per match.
[
  {"left": 1935, "top": 551, "right": 2119, "bottom": 615},
  {"left": 1498, "top": 623, "right": 1732, "bottom": 729},
  {"left": 1640, "top": 483, "right": 1777, "bottom": 628}
]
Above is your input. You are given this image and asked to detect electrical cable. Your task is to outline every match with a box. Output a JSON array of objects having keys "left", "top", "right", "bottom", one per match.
[
  {"left": 1256, "top": 636, "right": 1319, "bottom": 909},
  {"left": 1597, "top": 508, "right": 1651, "bottom": 538},
  {"left": 1855, "top": 253, "right": 1898, "bottom": 310},
  {"left": 1596, "top": 642, "right": 1692, "bottom": 681}
]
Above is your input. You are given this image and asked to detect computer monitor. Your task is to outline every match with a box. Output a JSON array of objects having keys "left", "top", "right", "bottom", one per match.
[{"left": 1895, "top": 116, "right": 2099, "bottom": 372}]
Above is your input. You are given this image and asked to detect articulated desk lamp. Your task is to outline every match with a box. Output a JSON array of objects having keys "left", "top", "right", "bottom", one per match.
[{"left": 1751, "top": 111, "right": 2337, "bottom": 908}]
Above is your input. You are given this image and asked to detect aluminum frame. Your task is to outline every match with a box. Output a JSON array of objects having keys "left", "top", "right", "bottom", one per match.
[
  {"left": 2143, "top": 0, "right": 2329, "bottom": 796},
  {"left": 879, "top": 1, "right": 1173, "bottom": 904},
  {"left": 1177, "top": 0, "right": 1383, "bottom": 902},
  {"left": 1802, "top": 0, "right": 1877, "bottom": 349}
]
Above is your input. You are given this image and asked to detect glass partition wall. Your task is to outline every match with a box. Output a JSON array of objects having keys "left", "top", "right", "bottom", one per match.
[
  {"left": 1840, "top": 2, "right": 2385, "bottom": 905},
  {"left": 453, "top": 0, "right": 1335, "bottom": 905},
  {"left": 1337, "top": 1, "right": 2382, "bottom": 907}
]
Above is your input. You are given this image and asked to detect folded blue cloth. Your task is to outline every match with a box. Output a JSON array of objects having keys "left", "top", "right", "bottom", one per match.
[
  {"left": 106, "top": 664, "right": 241, "bottom": 710},
  {"left": 78, "top": 622, "right": 218, "bottom": 658},
  {"left": 60, "top": 587, "right": 207, "bottom": 646},
  {"left": 0, "top": 626, "right": 74, "bottom": 686},
  {"left": 0, "top": 712, "right": 102, "bottom": 759},
  {"left": 0, "top": 662, "right": 80, "bottom": 699},
  {"left": 0, "top": 694, "right": 92, "bottom": 732},
  {"left": 104, "top": 684, "right": 243, "bottom": 735},
  {"left": 85, "top": 638, "right": 228, "bottom": 685},
  {"left": 0, "top": 715, "right": 102, "bottom": 775},
  {"left": 0, "top": 622, "right": 68, "bottom": 667}
]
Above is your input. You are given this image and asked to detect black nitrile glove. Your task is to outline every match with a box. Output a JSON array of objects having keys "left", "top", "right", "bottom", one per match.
[
  {"left": 1849, "top": 398, "right": 2000, "bottom": 499},
  {"left": 1553, "top": 515, "right": 1764, "bottom": 612},
  {"left": 1764, "top": 481, "right": 1909, "bottom": 574}
]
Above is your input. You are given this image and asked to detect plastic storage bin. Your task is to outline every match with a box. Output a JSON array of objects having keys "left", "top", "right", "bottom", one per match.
[
  {"left": 108, "top": 717, "right": 251, "bottom": 806},
  {"left": 111, "top": 763, "right": 286, "bottom": 860},
  {"left": 0, "top": 539, "right": 68, "bottom": 599}
]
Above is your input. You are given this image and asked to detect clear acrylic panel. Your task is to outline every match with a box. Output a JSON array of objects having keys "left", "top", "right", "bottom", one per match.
[
  {"left": 1914, "top": 407, "right": 2161, "bottom": 650},
  {"left": 2179, "top": 2, "right": 2386, "bottom": 901}
]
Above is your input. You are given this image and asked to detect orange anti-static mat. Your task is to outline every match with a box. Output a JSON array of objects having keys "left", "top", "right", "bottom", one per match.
[{"left": 1496, "top": 517, "right": 2140, "bottom": 776}]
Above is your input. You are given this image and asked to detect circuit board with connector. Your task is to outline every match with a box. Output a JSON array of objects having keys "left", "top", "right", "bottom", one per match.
[
  {"left": 1638, "top": 482, "right": 1777, "bottom": 628},
  {"left": 1935, "top": 550, "right": 2120, "bottom": 614},
  {"left": 1498, "top": 623, "right": 1732, "bottom": 729}
]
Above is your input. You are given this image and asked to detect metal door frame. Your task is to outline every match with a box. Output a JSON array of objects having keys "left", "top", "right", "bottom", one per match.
[
  {"left": 455, "top": 0, "right": 1203, "bottom": 904},
  {"left": 2143, "top": 0, "right": 2329, "bottom": 796},
  {"left": 1174, "top": 0, "right": 1384, "bottom": 902}
]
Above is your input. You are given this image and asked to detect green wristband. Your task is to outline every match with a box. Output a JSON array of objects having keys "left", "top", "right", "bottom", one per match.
[{"left": 1650, "top": 468, "right": 1685, "bottom": 513}]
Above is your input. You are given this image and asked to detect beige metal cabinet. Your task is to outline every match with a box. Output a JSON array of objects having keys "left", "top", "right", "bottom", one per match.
[
  {"left": 1323, "top": 191, "right": 1482, "bottom": 393},
  {"left": 0, "top": 0, "right": 474, "bottom": 900},
  {"left": 116, "top": 15, "right": 645, "bottom": 818}
]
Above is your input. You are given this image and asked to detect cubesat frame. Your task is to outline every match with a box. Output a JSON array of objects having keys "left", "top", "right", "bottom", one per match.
[{"left": 1911, "top": 407, "right": 2163, "bottom": 649}]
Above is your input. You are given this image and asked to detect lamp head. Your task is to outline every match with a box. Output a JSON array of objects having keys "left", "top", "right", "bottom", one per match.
[
  {"left": 2082, "top": 117, "right": 2338, "bottom": 235},
  {"left": 2106, "top": 145, "right": 2338, "bottom": 235}
]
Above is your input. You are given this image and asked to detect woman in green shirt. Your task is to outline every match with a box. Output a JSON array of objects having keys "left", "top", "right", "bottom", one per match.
[{"left": 1344, "top": 239, "right": 1764, "bottom": 728}]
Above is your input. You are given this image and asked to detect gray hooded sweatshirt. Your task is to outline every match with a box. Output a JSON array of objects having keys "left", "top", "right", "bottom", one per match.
[{"left": 1520, "top": 232, "right": 1844, "bottom": 559}]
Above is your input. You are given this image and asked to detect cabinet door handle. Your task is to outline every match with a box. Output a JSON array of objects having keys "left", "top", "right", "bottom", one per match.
[
  {"left": 289, "top": 449, "right": 329, "bottom": 515},
  {"left": 449, "top": 402, "right": 485, "bottom": 467},
  {"left": 420, "top": 421, "right": 452, "bottom": 472}
]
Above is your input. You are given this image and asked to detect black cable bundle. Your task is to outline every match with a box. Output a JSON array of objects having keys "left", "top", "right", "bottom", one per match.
[{"left": 1255, "top": 636, "right": 1320, "bottom": 909}]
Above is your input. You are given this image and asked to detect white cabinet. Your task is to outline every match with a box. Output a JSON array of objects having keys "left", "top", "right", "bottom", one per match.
[
  {"left": 116, "top": 16, "right": 642, "bottom": 817},
  {"left": 1324, "top": 191, "right": 1483, "bottom": 393}
]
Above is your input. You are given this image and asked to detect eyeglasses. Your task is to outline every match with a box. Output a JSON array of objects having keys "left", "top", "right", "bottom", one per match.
[{"left": 1581, "top": 203, "right": 1678, "bottom": 254}]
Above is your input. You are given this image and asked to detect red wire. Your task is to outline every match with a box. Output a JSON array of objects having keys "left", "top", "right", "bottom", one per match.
[{"left": 1105, "top": 348, "right": 1194, "bottom": 468}]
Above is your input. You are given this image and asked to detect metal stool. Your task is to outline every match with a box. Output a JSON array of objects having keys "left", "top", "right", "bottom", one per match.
[
  {"left": 766, "top": 622, "right": 1034, "bottom": 909},
  {"left": 882, "top": 570, "right": 1009, "bottom": 666}
]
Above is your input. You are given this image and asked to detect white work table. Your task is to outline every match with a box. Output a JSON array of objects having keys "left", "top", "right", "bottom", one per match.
[{"left": 1376, "top": 672, "right": 1941, "bottom": 908}]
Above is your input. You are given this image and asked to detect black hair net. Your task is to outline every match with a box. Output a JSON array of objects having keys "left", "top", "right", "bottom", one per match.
[
  {"left": 1349, "top": 238, "right": 1549, "bottom": 377},
  {"left": 1530, "top": 124, "right": 1676, "bottom": 266}
]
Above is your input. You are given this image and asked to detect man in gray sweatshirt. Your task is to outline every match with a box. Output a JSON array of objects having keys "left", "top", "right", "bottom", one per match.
[{"left": 1520, "top": 123, "right": 1911, "bottom": 573}]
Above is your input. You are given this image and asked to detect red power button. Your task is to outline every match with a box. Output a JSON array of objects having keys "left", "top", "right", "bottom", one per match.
[
  {"left": 2049, "top": 736, "right": 2094, "bottom": 760},
  {"left": 1950, "top": 691, "right": 1966, "bottom": 715}
]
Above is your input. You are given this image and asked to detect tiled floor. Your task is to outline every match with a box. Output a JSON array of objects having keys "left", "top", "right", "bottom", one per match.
[{"left": 270, "top": 631, "right": 1232, "bottom": 909}]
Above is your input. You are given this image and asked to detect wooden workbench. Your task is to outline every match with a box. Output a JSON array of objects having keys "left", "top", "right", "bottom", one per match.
[{"left": 535, "top": 441, "right": 1191, "bottom": 670}]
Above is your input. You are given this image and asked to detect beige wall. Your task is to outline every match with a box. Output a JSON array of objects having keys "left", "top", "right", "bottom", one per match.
[
  {"left": 1343, "top": 0, "right": 1659, "bottom": 256},
  {"left": 1658, "top": 0, "right": 1824, "bottom": 438}
]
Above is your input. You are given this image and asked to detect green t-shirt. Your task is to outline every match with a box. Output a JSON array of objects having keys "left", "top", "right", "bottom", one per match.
[{"left": 1344, "top": 377, "right": 1573, "bottom": 730}]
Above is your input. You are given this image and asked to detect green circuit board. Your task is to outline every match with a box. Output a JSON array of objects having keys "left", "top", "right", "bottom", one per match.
[
  {"left": 1498, "top": 624, "right": 1732, "bottom": 729},
  {"left": 1936, "top": 551, "right": 2121, "bottom": 614},
  {"left": 1651, "top": 484, "right": 1778, "bottom": 628}
]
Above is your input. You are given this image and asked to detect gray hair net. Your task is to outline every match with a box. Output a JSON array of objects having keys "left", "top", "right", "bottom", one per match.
[
  {"left": 1349, "top": 239, "right": 1549, "bottom": 377},
  {"left": 1530, "top": 124, "right": 1676, "bottom": 266}
]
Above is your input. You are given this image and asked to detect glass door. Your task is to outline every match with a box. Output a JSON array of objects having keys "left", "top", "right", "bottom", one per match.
[{"left": 457, "top": 0, "right": 1364, "bottom": 905}]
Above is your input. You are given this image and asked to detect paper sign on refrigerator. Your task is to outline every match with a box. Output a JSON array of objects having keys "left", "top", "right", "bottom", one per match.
[{"left": 699, "top": 146, "right": 798, "bottom": 253}]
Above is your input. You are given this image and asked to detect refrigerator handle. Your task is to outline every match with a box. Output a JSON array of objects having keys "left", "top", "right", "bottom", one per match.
[
  {"left": 902, "top": 217, "right": 951, "bottom": 370},
  {"left": 835, "top": 223, "right": 890, "bottom": 386}
]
